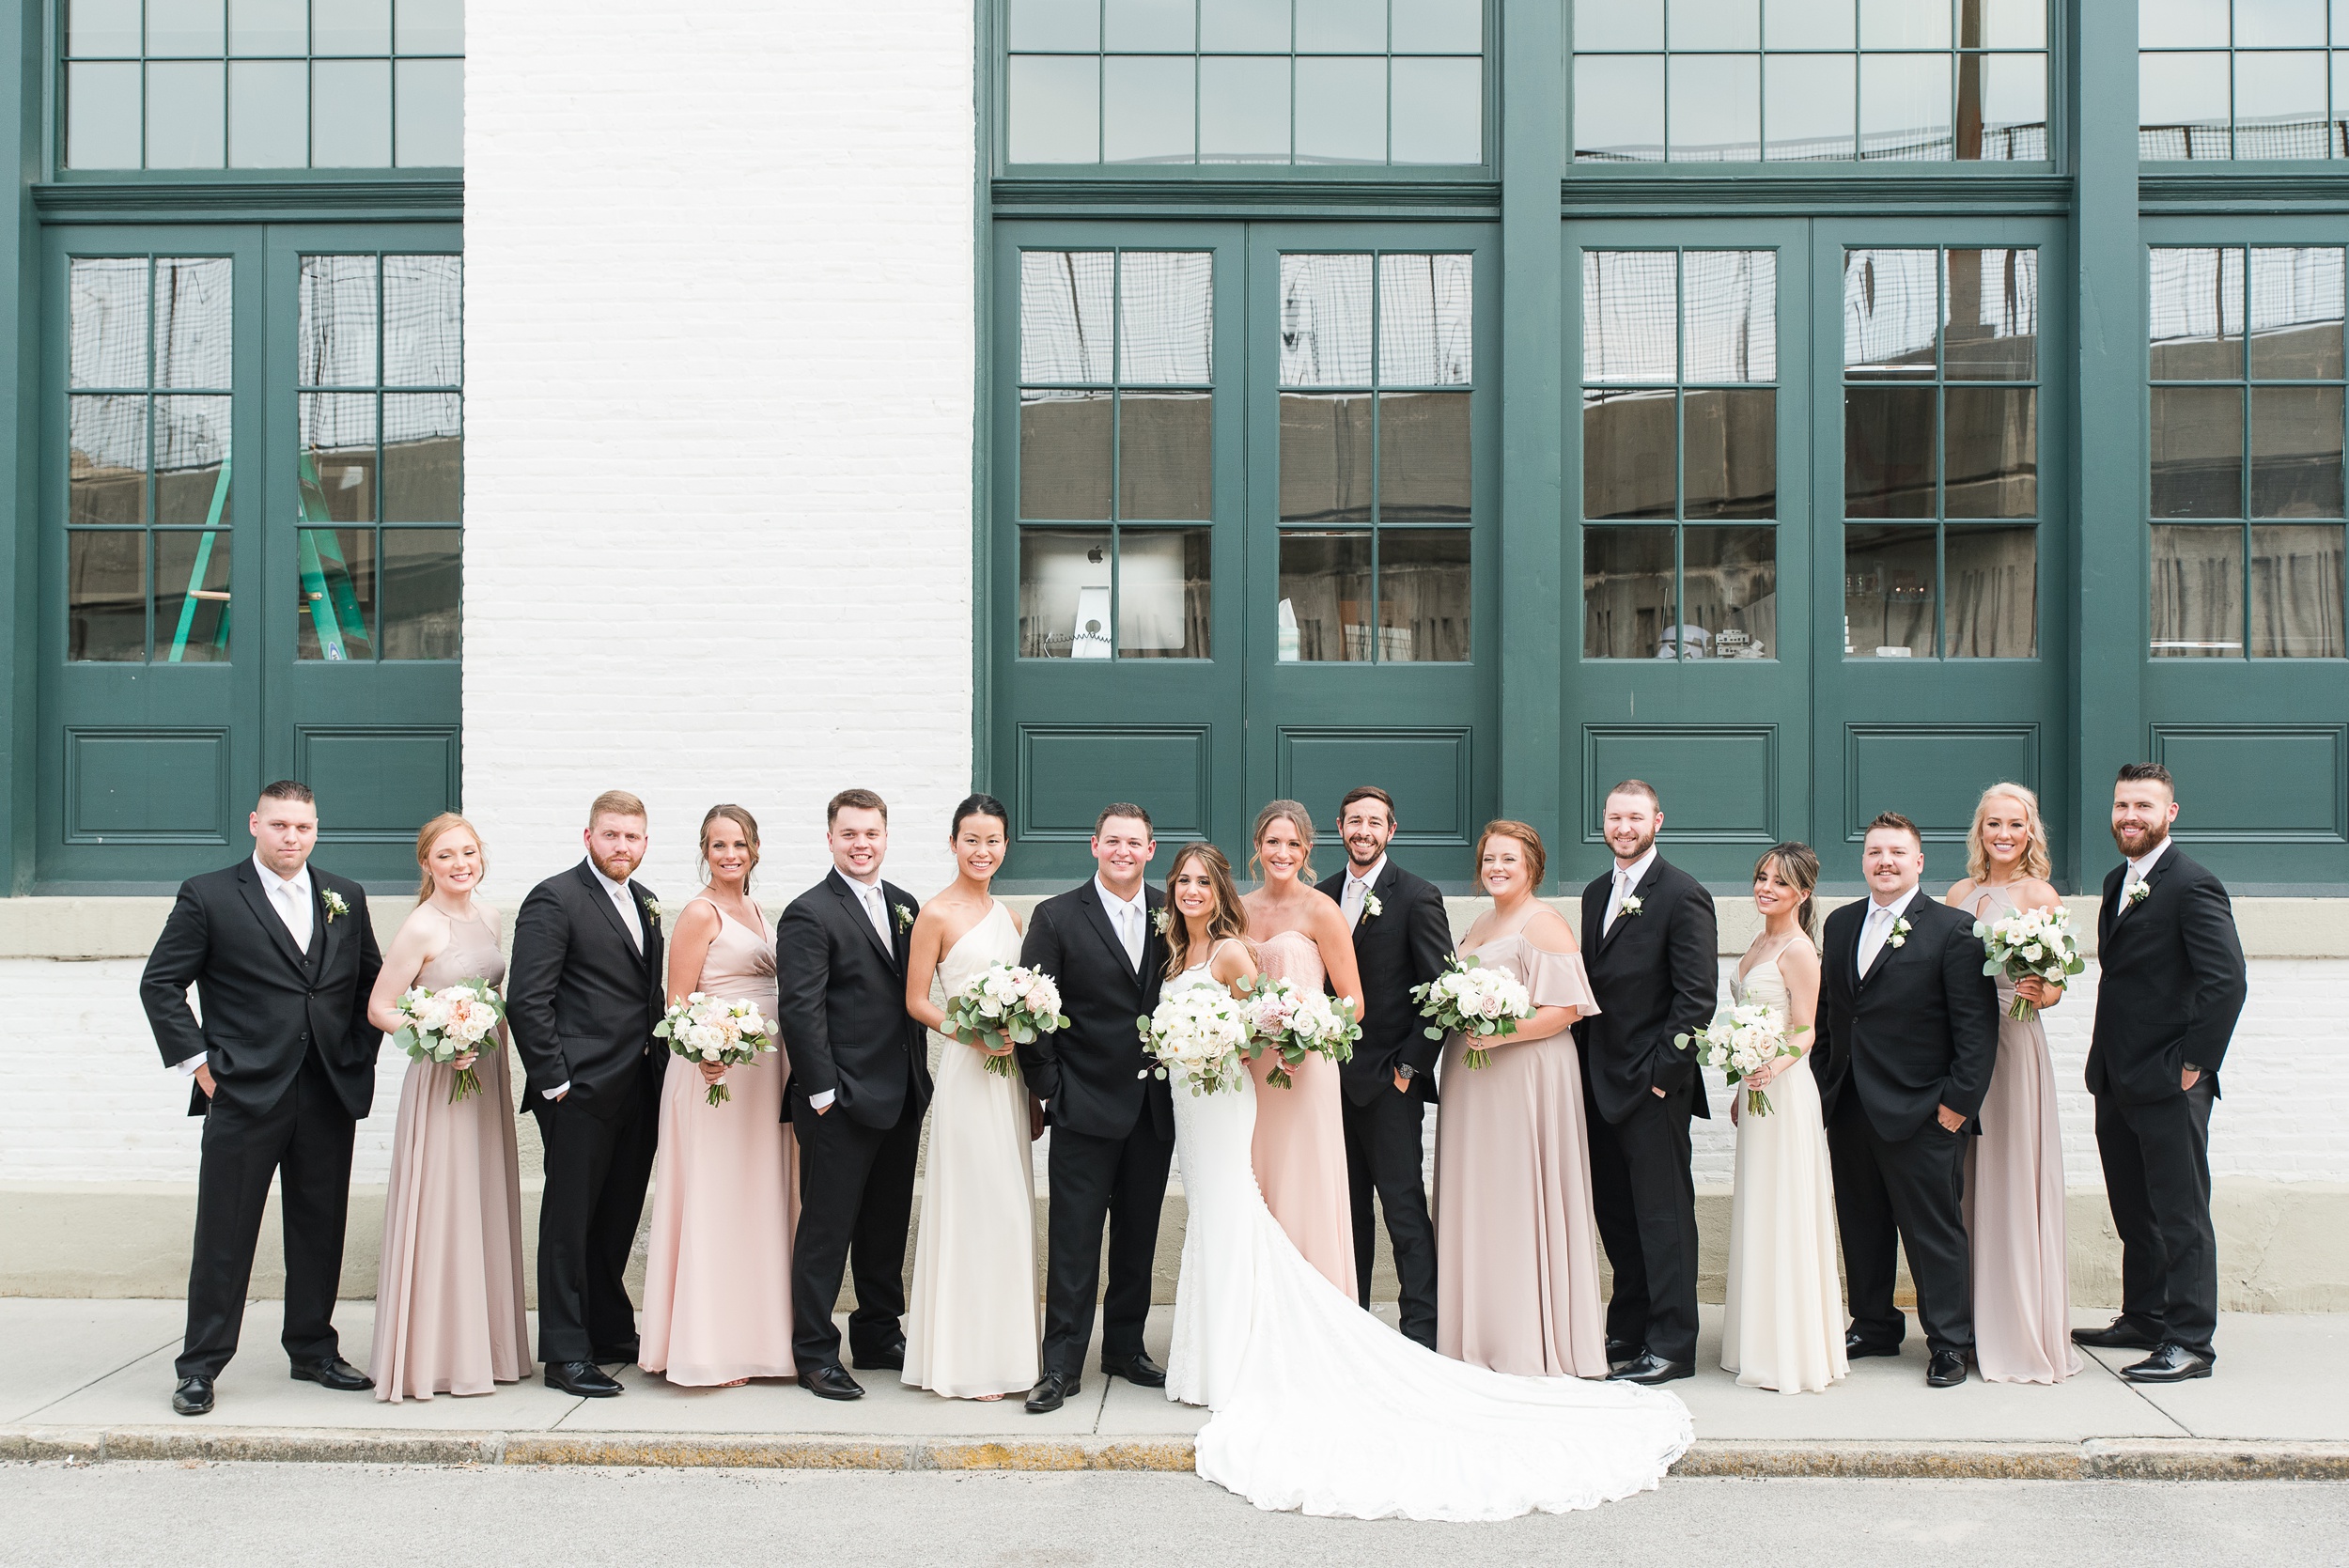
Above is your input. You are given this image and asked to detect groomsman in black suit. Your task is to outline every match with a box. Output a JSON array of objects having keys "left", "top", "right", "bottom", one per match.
[
  {"left": 1815, "top": 812, "right": 2000, "bottom": 1388},
  {"left": 1575, "top": 780, "right": 1717, "bottom": 1385},
  {"left": 776, "top": 788, "right": 933, "bottom": 1400},
  {"left": 1318, "top": 785, "right": 1453, "bottom": 1349},
  {"left": 1017, "top": 803, "right": 1174, "bottom": 1413},
  {"left": 2074, "top": 763, "right": 2248, "bottom": 1383},
  {"left": 140, "top": 781, "right": 384, "bottom": 1417},
  {"left": 509, "top": 790, "right": 668, "bottom": 1397}
]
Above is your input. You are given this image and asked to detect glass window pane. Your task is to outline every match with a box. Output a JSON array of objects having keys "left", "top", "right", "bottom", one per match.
[
  {"left": 1669, "top": 54, "right": 1760, "bottom": 162},
  {"left": 300, "top": 392, "right": 378, "bottom": 521},
  {"left": 1945, "top": 248, "right": 2038, "bottom": 380},
  {"left": 70, "top": 257, "right": 149, "bottom": 390},
  {"left": 381, "top": 528, "right": 461, "bottom": 659},
  {"left": 1118, "top": 527, "right": 1211, "bottom": 657},
  {"left": 1296, "top": 0, "right": 1386, "bottom": 52},
  {"left": 69, "top": 0, "right": 143, "bottom": 56},
  {"left": 1684, "top": 250, "right": 1776, "bottom": 382},
  {"left": 1119, "top": 252, "right": 1213, "bottom": 384},
  {"left": 396, "top": 58, "right": 465, "bottom": 166},
  {"left": 154, "top": 258, "right": 233, "bottom": 390},
  {"left": 2234, "top": 52, "right": 2330, "bottom": 160},
  {"left": 229, "top": 58, "right": 308, "bottom": 167},
  {"left": 70, "top": 396, "right": 148, "bottom": 525},
  {"left": 147, "top": 0, "right": 226, "bottom": 57},
  {"left": 1202, "top": 0, "right": 1288, "bottom": 50},
  {"left": 1965, "top": 53, "right": 2048, "bottom": 161},
  {"left": 383, "top": 255, "right": 464, "bottom": 386},
  {"left": 1280, "top": 254, "right": 1374, "bottom": 386},
  {"left": 1578, "top": 0, "right": 1663, "bottom": 50},
  {"left": 1582, "top": 251, "right": 1678, "bottom": 383},
  {"left": 1860, "top": 0, "right": 1950, "bottom": 47},
  {"left": 1378, "top": 254, "right": 1473, "bottom": 386},
  {"left": 1295, "top": 56, "right": 1388, "bottom": 163},
  {"left": 1945, "top": 386, "right": 2037, "bottom": 518},
  {"left": 1103, "top": 55, "right": 1195, "bottom": 163},
  {"left": 1684, "top": 388, "right": 1776, "bottom": 519},
  {"left": 1860, "top": 52, "right": 1952, "bottom": 161},
  {"left": 1378, "top": 529, "right": 1470, "bottom": 661},
  {"left": 382, "top": 393, "right": 462, "bottom": 520},
  {"left": 2150, "top": 524, "right": 2244, "bottom": 655},
  {"left": 312, "top": 58, "right": 391, "bottom": 165},
  {"left": 1009, "top": 0, "right": 1100, "bottom": 50},
  {"left": 300, "top": 255, "right": 380, "bottom": 386},
  {"left": 1200, "top": 55, "right": 1291, "bottom": 163},
  {"left": 1378, "top": 391, "right": 1471, "bottom": 520},
  {"left": 2250, "top": 385, "right": 2346, "bottom": 516},
  {"left": 1119, "top": 392, "right": 1213, "bottom": 520},
  {"left": 1972, "top": 0, "right": 2045, "bottom": 48},
  {"left": 1685, "top": 524, "right": 1776, "bottom": 657},
  {"left": 395, "top": 0, "right": 462, "bottom": 52},
  {"left": 2139, "top": 52, "right": 2232, "bottom": 159},
  {"left": 154, "top": 531, "right": 231, "bottom": 663},
  {"left": 1582, "top": 525, "right": 1676, "bottom": 658},
  {"left": 2250, "top": 524, "right": 2346, "bottom": 655},
  {"left": 312, "top": 0, "right": 391, "bottom": 54},
  {"left": 1583, "top": 390, "right": 1677, "bottom": 520},
  {"left": 1843, "top": 524, "right": 1937, "bottom": 656},
  {"left": 1392, "top": 55, "right": 1482, "bottom": 163},
  {"left": 230, "top": 0, "right": 307, "bottom": 54},
  {"left": 1019, "top": 390, "right": 1113, "bottom": 519},
  {"left": 1844, "top": 386, "right": 1937, "bottom": 517},
  {"left": 2239, "top": 0, "right": 2328, "bottom": 46},
  {"left": 1765, "top": 53, "right": 1856, "bottom": 162},
  {"left": 154, "top": 396, "right": 232, "bottom": 524},
  {"left": 1764, "top": 0, "right": 1852, "bottom": 46},
  {"left": 1280, "top": 392, "right": 1375, "bottom": 521},
  {"left": 1105, "top": 0, "right": 1195, "bottom": 51},
  {"left": 1007, "top": 54, "right": 1101, "bottom": 163},
  {"left": 1944, "top": 523, "right": 2037, "bottom": 655},
  {"left": 1574, "top": 54, "right": 1664, "bottom": 163},
  {"left": 1393, "top": 0, "right": 1481, "bottom": 52},
  {"left": 2150, "top": 247, "right": 2246, "bottom": 379},
  {"left": 1021, "top": 251, "right": 1115, "bottom": 383},
  {"left": 1278, "top": 530, "right": 1372, "bottom": 660},
  {"left": 1672, "top": 0, "right": 1759, "bottom": 49},
  {"left": 297, "top": 527, "right": 375, "bottom": 660},
  {"left": 66, "top": 62, "right": 144, "bottom": 169},
  {"left": 1019, "top": 528, "right": 1114, "bottom": 657},
  {"left": 2152, "top": 385, "right": 2246, "bottom": 517},
  {"left": 2248, "top": 247, "right": 2346, "bottom": 379},
  {"left": 70, "top": 532, "right": 148, "bottom": 661},
  {"left": 2140, "top": 0, "right": 2231, "bottom": 47},
  {"left": 147, "top": 63, "right": 227, "bottom": 170},
  {"left": 1844, "top": 249, "right": 1938, "bottom": 377}
]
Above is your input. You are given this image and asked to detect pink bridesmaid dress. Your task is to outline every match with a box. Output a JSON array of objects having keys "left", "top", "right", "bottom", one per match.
[
  {"left": 371, "top": 908, "right": 532, "bottom": 1401},
  {"left": 639, "top": 897, "right": 801, "bottom": 1385},
  {"left": 1248, "top": 930, "right": 1356, "bottom": 1297}
]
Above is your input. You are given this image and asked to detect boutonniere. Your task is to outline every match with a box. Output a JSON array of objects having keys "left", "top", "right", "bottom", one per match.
[
  {"left": 2125, "top": 880, "right": 2151, "bottom": 908},
  {"left": 1889, "top": 917, "right": 1911, "bottom": 949},
  {"left": 1151, "top": 908, "right": 1172, "bottom": 936},
  {"left": 894, "top": 903, "right": 915, "bottom": 934},
  {"left": 1361, "top": 891, "right": 1383, "bottom": 921},
  {"left": 1620, "top": 894, "right": 1644, "bottom": 918},
  {"left": 320, "top": 890, "right": 349, "bottom": 924},
  {"left": 644, "top": 898, "right": 664, "bottom": 931}
]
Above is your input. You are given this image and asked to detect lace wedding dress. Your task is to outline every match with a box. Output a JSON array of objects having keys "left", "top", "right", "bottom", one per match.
[{"left": 1161, "top": 948, "right": 1693, "bottom": 1520}]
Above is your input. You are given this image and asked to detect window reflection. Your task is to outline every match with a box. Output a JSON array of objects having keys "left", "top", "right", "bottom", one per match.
[
  {"left": 1019, "top": 528, "right": 1115, "bottom": 659},
  {"left": 1945, "top": 524, "right": 2037, "bottom": 657},
  {"left": 1117, "top": 527, "right": 1212, "bottom": 657},
  {"left": 2150, "top": 525, "right": 2246, "bottom": 657},
  {"left": 1843, "top": 524, "right": 1937, "bottom": 657},
  {"left": 1683, "top": 526, "right": 1777, "bottom": 659},
  {"left": 1279, "top": 530, "right": 1372, "bottom": 661},
  {"left": 2250, "top": 524, "right": 2347, "bottom": 657},
  {"left": 1582, "top": 524, "right": 1675, "bottom": 659}
]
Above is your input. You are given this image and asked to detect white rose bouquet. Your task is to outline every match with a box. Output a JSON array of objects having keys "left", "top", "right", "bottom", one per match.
[
  {"left": 1410, "top": 954, "right": 1534, "bottom": 1070},
  {"left": 390, "top": 979, "right": 506, "bottom": 1105},
  {"left": 1240, "top": 976, "right": 1361, "bottom": 1089},
  {"left": 942, "top": 960, "right": 1069, "bottom": 1079},
  {"left": 655, "top": 992, "right": 781, "bottom": 1107},
  {"left": 1137, "top": 986, "right": 1251, "bottom": 1097},
  {"left": 1677, "top": 1001, "right": 1809, "bottom": 1117},
  {"left": 1974, "top": 902, "right": 2086, "bottom": 1022}
]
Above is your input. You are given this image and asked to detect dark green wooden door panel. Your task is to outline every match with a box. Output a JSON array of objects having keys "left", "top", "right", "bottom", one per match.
[
  {"left": 2151, "top": 722, "right": 2345, "bottom": 835},
  {"left": 1017, "top": 723, "right": 1212, "bottom": 841},
  {"left": 294, "top": 722, "right": 459, "bottom": 834},
  {"left": 1275, "top": 725, "right": 1473, "bottom": 849},
  {"left": 1843, "top": 722, "right": 2040, "bottom": 846},
  {"left": 63, "top": 727, "right": 229, "bottom": 841},
  {"left": 1581, "top": 722, "right": 1776, "bottom": 845}
]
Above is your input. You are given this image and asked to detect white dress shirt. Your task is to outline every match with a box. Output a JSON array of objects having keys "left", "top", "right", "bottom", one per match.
[
  {"left": 1097, "top": 875, "right": 1147, "bottom": 970},
  {"left": 1856, "top": 883, "right": 1921, "bottom": 978},
  {"left": 1341, "top": 855, "right": 1387, "bottom": 927},
  {"left": 178, "top": 855, "right": 315, "bottom": 1079},
  {"left": 594, "top": 862, "right": 643, "bottom": 954},
  {"left": 809, "top": 868, "right": 893, "bottom": 1113},
  {"left": 2122, "top": 834, "right": 2173, "bottom": 907},
  {"left": 1603, "top": 845, "right": 1659, "bottom": 934}
]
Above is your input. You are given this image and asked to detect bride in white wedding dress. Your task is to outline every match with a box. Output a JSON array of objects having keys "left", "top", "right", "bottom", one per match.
[{"left": 1152, "top": 845, "right": 1693, "bottom": 1521}]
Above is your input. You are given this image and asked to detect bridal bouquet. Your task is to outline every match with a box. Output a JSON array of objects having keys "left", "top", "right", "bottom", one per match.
[
  {"left": 655, "top": 993, "right": 781, "bottom": 1107},
  {"left": 1678, "top": 1001, "right": 1808, "bottom": 1117},
  {"left": 1974, "top": 903, "right": 2086, "bottom": 1022},
  {"left": 1240, "top": 976, "right": 1361, "bottom": 1089},
  {"left": 942, "top": 960, "right": 1069, "bottom": 1079},
  {"left": 1410, "top": 955, "right": 1534, "bottom": 1070},
  {"left": 389, "top": 979, "right": 506, "bottom": 1105},
  {"left": 1138, "top": 986, "right": 1251, "bottom": 1096}
]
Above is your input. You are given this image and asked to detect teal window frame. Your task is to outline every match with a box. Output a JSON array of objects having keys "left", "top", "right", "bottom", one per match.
[{"left": 2138, "top": 0, "right": 2349, "bottom": 163}]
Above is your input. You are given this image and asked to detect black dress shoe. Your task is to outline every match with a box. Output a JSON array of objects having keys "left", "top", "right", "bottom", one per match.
[
  {"left": 1844, "top": 1331, "right": 1904, "bottom": 1359},
  {"left": 289, "top": 1355, "right": 374, "bottom": 1391},
  {"left": 171, "top": 1375, "right": 214, "bottom": 1417},
  {"left": 853, "top": 1340, "right": 907, "bottom": 1373},
  {"left": 2072, "top": 1318, "right": 2164, "bottom": 1351},
  {"left": 803, "top": 1363, "right": 865, "bottom": 1401},
  {"left": 545, "top": 1360, "right": 624, "bottom": 1397},
  {"left": 1606, "top": 1339, "right": 1641, "bottom": 1368},
  {"left": 1101, "top": 1351, "right": 1166, "bottom": 1389},
  {"left": 1024, "top": 1371, "right": 1081, "bottom": 1414},
  {"left": 1606, "top": 1352, "right": 1694, "bottom": 1386},
  {"left": 592, "top": 1342, "right": 642, "bottom": 1366},
  {"left": 1926, "top": 1350, "right": 1968, "bottom": 1388},
  {"left": 2122, "top": 1343, "right": 2215, "bottom": 1383}
]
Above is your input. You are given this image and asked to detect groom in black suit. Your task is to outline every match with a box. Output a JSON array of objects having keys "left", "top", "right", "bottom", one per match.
[
  {"left": 776, "top": 788, "right": 933, "bottom": 1400},
  {"left": 2074, "top": 763, "right": 2248, "bottom": 1383},
  {"left": 140, "top": 781, "right": 383, "bottom": 1417},
  {"left": 1017, "top": 802, "right": 1174, "bottom": 1413},
  {"left": 1815, "top": 812, "right": 1999, "bottom": 1388}
]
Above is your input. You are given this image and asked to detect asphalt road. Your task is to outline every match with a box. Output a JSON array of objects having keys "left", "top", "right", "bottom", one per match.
[{"left": 5, "top": 1465, "right": 2346, "bottom": 1567}]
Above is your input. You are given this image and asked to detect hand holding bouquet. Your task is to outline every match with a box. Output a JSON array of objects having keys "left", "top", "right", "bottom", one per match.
[
  {"left": 655, "top": 992, "right": 781, "bottom": 1107},
  {"left": 390, "top": 980, "right": 506, "bottom": 1105},
  {"left": 1410, "top": 955, "right": 1534, "bottom": 1070},
  {"left": 1241, "top": 976, "right": 1361, "bottom": 1089},
  {"left": 1137, "top": 986, "right": 1251, "bottom": 1097},
  {"left": 942, "top": 961, "right": 1069, "bottom": 1079},
  {"left": 1677, "top": 1001, "right": 1808, "bottom": 1117},
  {"left": 1973, "top": 902, "right": 2085, "bottom": 1021}
]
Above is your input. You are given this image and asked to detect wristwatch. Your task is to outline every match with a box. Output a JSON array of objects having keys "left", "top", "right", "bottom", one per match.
[{"left": 1395, "top": 1063, "right": 1420, "bottom": 1081}]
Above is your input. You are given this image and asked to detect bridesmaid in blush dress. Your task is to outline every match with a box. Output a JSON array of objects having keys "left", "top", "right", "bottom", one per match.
[
  {"left": 1946, "top": 784, "right": 2082, "bottom": 1385},
  {"left": 1436, "top": 820, "right": 1609, "bottom": 1378},
  {"left": 639, "top": 805, "right": 798, "bottom": 1387},
  {"left": 1239, "top": 800, "right": 1365, "bottom": 1299},
  {"left": 367, "top": 814, "right": 531, "bottom": 1402}
]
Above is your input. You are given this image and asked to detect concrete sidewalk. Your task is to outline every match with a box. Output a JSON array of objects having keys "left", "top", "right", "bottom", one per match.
[{"left": 5, "top": 1298, "right": 2346, "bottom": 1479}]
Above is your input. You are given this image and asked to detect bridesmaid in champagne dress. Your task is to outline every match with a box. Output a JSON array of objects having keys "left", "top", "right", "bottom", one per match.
[
  {"left": 1948, "top": 784, "right": 2082, "bottom": 1385},
  {"left": 367, "top": 814, "right": 531, "bottom": 1401},
  {"left": 901, "top": 794, "right": 1041, "bottom": 1400},
  {"left": 1436, "top": 821, "right": 1608, "bottom": 1377},
  {"left": 1239, "top": 800, "right": 1365, "bottom": 1298},
  {"left": 640, "top": 805, "right": 798, "bottom": 1387}
]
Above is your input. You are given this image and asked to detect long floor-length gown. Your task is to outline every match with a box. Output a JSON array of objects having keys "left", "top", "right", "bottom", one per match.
[
  {"left": 1433, "top": 934, "right": 1611, "bottom": 1378},
  {"left": 1247, "top": 929, "right": 1355, "bottom": 1297},
  {"left": 903, "top": 900, "right": 1040, "bottom": 1398},
  {"left": 1962, "top": 884, "right": 2083, "bottom": 1385},
  {"left": 370, "top": 908, "right": 532, "bottom": 1402},
  {"left": 1719, "top": 946, "right": 1848, "bottom": 1394},
  {"left": 639, "top": 897, "right": 799, "bottom": 1386},
  {"left": 1161, "top": 944, "right": 1691, "bottom": 1520}
]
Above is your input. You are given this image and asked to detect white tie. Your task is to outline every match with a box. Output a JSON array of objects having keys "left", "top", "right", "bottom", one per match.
[
  {"left": 1606, "top": 869, "right": 1631, "bottom": 933},
  {"left": 1859, "top": 905, "right": 1894, "bottom": 977},
  {"left": 273, "top": 879, "right": 313, "bottom": 950},
  {"left": 1120, "top": 903, "right": 1143, "bottom": 970}
]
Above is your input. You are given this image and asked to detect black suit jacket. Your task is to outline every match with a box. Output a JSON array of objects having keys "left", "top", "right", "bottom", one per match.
[
  {"left": 507, "top": 860, "right": 667, "bottom": 1117},
  {"left": 774, "top": 869, "right": 931, "bottom": 1130},
  {"left": 1574, "top": 856, "right": 1718, "bottom": 1124},
  {"left": 1317, "top": 860, "right": 1454, "bottom": 1105},
  {"left": 1814, "top": 892, "right": 1999, "bottom": 1141},
  {"left": 2089, "top": 846, "right": 2248, "bottom": 1105},
  {"left": 1016, "top": 879, "right": 1174, "bottom": 1143},
  {"left": 140, "top": 860, "right": 384, "bottom": 1120}
]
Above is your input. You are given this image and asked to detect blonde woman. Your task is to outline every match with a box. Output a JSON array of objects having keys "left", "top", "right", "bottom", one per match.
[
  {"left": 1945, "top": 784, "right": 2082, "bottom": 1384},
  {"left": 366, "top": 815, "right": 531, "bottom": 1402}
]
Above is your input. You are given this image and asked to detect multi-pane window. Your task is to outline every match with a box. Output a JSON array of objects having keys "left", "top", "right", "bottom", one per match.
[
  {"left": 66, "top": 255, "right": 233, "bottom": 662},
  {"left": 1572, "top": 0, "right": 2048, "bottom": 163},
  {"left": 297, "top": 253, "right": 461, "bottom": 660},
  {"left": 1276, "top": 252, "right": 1471, "bottom": 662},
  {"left": 2149, "top": 245, "right": 2347, "bottom": 658},
  {"left": 1842, "top": 246, "right": 2040, "bottom": 659},
  {"left": 1017, "top": 250, "right": 1214, "bottom": 660},
  {"left": 2139, "top": 0, "right": 2349, "bottom": 160},
  {"left": 63, "top": 0, "right": 464, "bottom": 171},
  {"left": 1004, "top": 0, "right": 1483, "bottom": 166},
  {"left": 1580, "top": 250, "right": 1777, "bottom": 660}
]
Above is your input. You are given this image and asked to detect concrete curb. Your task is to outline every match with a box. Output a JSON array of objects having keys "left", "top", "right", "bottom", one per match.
[{"left": 6, "top": 1427, "right": 2348, "bottom": 1480}]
